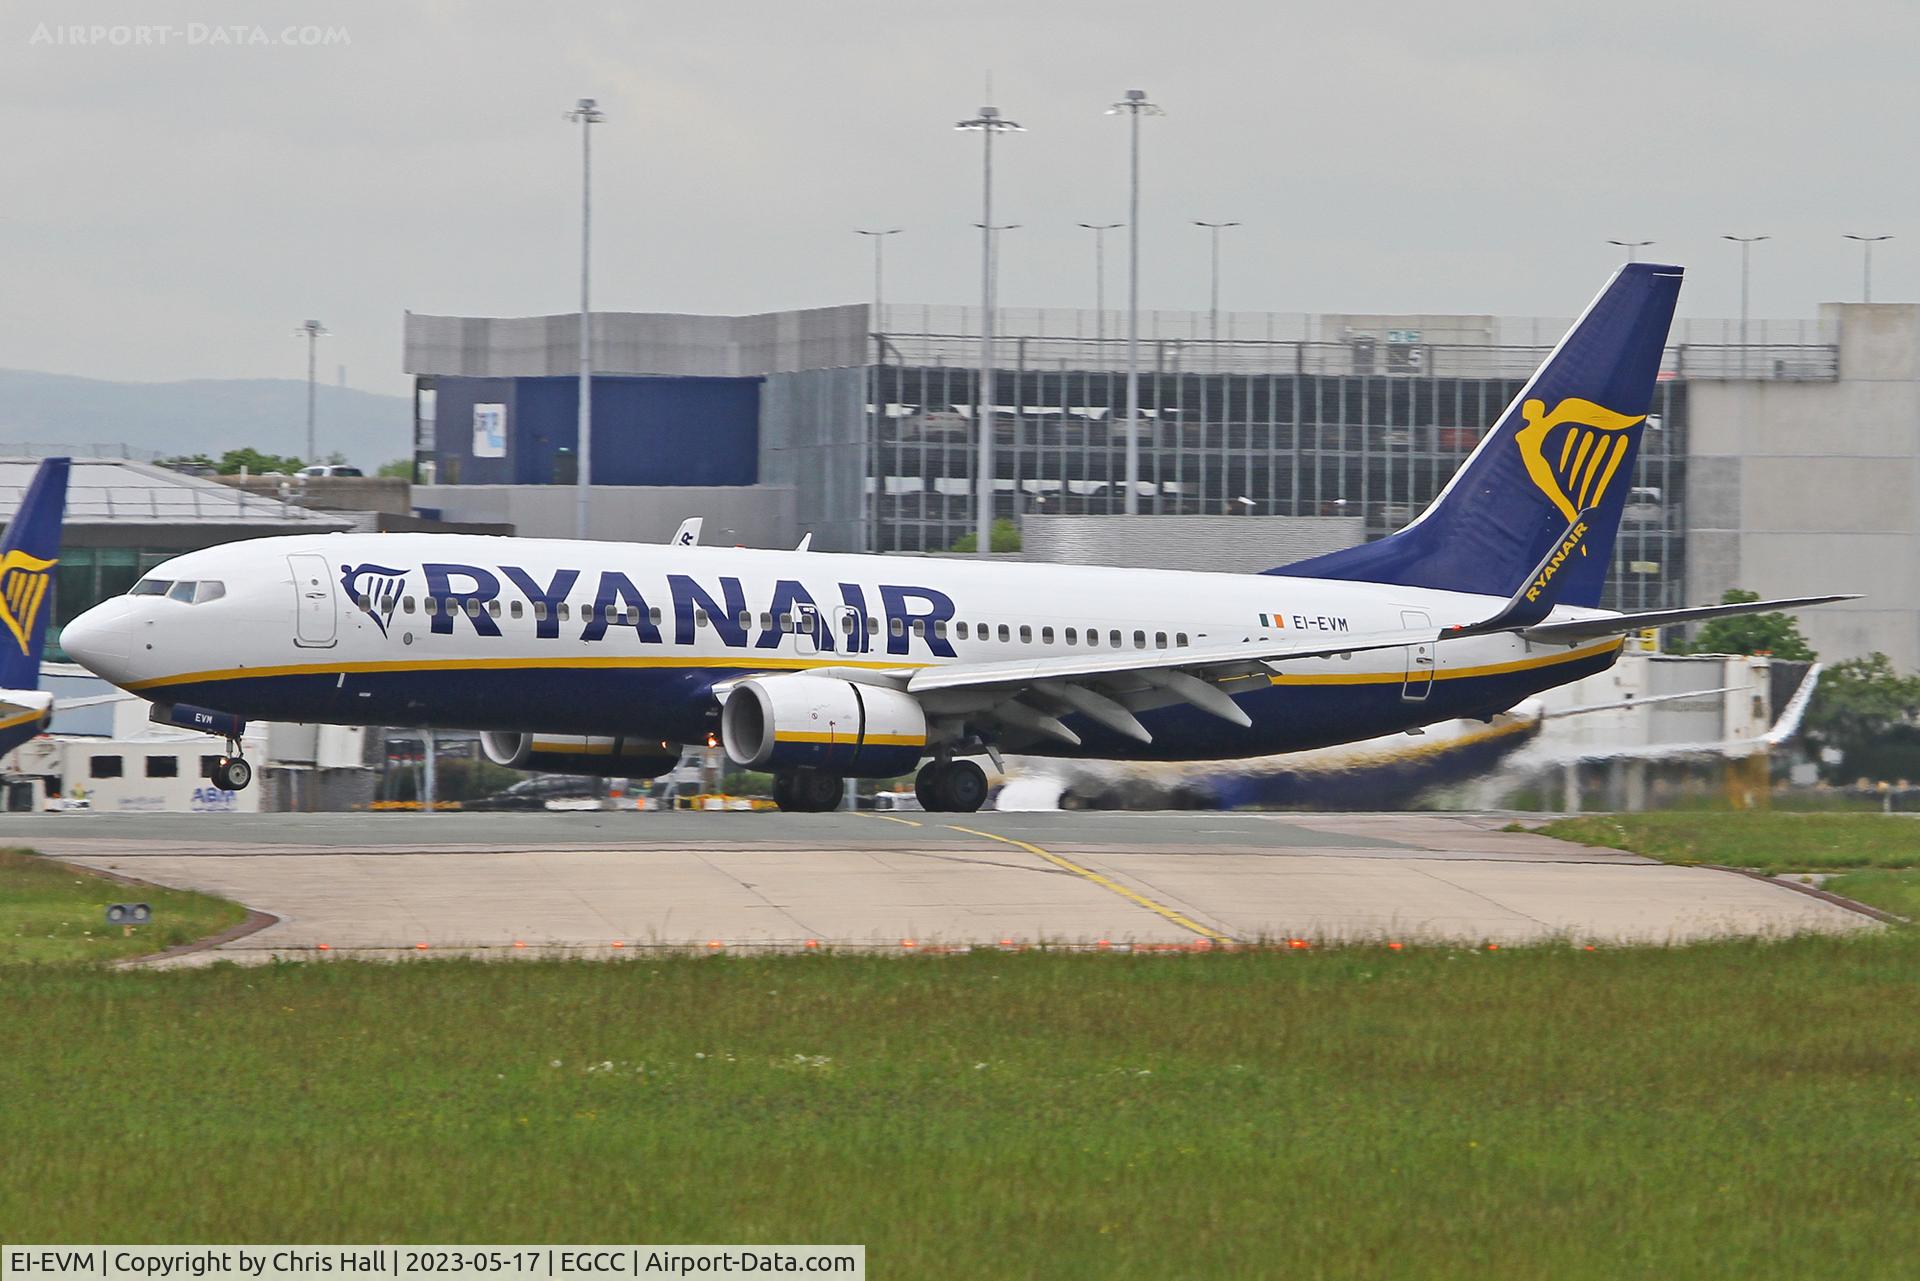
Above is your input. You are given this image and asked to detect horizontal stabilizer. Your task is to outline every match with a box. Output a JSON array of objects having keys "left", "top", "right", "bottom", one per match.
[{"left": 1522, "top": 594, "right": 1859, "bottom": 643}]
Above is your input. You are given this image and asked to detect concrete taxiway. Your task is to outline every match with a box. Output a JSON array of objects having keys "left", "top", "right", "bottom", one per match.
[{"left": 6, "top": 810, "right": 1876, "bottom": 963}]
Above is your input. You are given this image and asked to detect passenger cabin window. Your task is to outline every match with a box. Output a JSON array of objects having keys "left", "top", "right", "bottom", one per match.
[
  {"left": 488, "top": 601, "right": 501, "bottom": 618},
  {"left": 556, "top": 603, "right": 570, "bottom": 621},
  {"left": 1133, "top": 630, "right": 1147, "bottom": 649},
  {"left": 130, "top": 579, "right": 171, "bottom": 597},
  {"left": 1018, "top": 625, "right": 1032, "bottom": 643},
  {"left": 1065, "top": 627, "right": 1078, "bottom": 644},
  {"left": 424, "top": 598, "right": 439, "bottom": 617},
  {"left": 510, "top": 601, "right": 524, "bottom": 619},
  {"left": 532, "top": 602, "right": 547, "bottom": 620},
  {"left": 738, "top": 611, "right": 752, "bottom": 631},
  {"left": 997, "top": 624, "right": 1010, "bottom": 643},
  {"left": 403, "top": 597, "right": 416, "bottom": 614},
  {"left": 1109, "top": 630, "right": 1122, "bottom": 647},
  {"left": 650, "top": 607, "right": 663, "bottom": 626},
  {"left": 1176, "top": 632, "right": 1189, "bottom": 647},
  {"left": 890, "top": 618, "right": 905, "bottom": 638},
  {"left": 957, "top": 622, "right": 970, "bottom": 640},
  {"left": 913, "top": 620, "right": 926, "bottom": 638},
  {"left": 695, "top": 609, "right": 709, "bottom": 627},
  {"left": 465, "top": 599, "right": 480, "bottom": 617},
  {"left": 1155, "top": 631, "right": 1168, "bottom": 648},
  {"left": 146, "top": 756, "right": 178, "bottom": 779},
  {"left": 760, "top": 612, "right": 772, "bottom": 631},
  {"left": 934, "top": 621, "right": 949, "bottom": 639},
  {"left": 582, "top": 603, "right": 597, "bottom": 621},
  {"left": 1041, "top": 627, "right": 1054, "bottom": 644}
]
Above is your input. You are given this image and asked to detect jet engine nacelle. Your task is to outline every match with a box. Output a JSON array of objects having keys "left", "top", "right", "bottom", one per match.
[
  {"left": 480, "top": 732, "right": 681, "bottom": 780},
  {"left": 720, "top": 675, "right": 927, "bottom": 778}
]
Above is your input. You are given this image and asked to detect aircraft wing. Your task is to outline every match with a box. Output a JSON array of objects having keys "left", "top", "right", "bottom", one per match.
[
  {"left": 53, "top": 692, "right": 134, "bottom": 710},
  {"left": 872, "top": 627, "right": 1446, "bottom": 747},
  {"left": 1518, "top": 594, "right": 1858, "bottom": 643}
]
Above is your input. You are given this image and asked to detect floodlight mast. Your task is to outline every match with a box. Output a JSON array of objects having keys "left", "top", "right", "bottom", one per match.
[
  {"left": 956, "top": 104, "right": 1024, "bottom": 557},
  {"left": 1108, "top": 89, "right": 1163, "bottom": 515},
  {"left": 1721, "top": 234, "right": 1770, "bottom": 378},
  {"left": 1078, "top": 222, "right": 1123, "bottom": 347},
  {"left": 1843, "top": 234, "right": 1893, "bottom": 303},
  {"left": 293, "top": 320, "right": 329, "bottom": 465},
  {"left": 1193, "top": 220, "right": 1241, "bottom": 370},
  {"left": 565, "top": 97, "right": 605, "bottom": 540}
]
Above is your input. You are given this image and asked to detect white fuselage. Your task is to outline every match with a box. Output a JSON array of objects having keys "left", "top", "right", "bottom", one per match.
[{"left": 61, "top": 533, "right": 1624, "bottom": 761}]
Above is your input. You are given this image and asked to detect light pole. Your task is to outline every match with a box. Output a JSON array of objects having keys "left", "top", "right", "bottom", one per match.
[
  {"left": 293, "top": 320, "right": 328, "bottom": 464},
  {"left": 1077, "top": 222, "right": 1123, "bottom": 348},
  {"left": 1607, "top": 239, "right": 1655, "bottom": 264},
  {"left": 565, "top": 96, "right": 604, "bottom": 540},
  {"left": 1722, "top": 234, "right": 1770, "bottom": 378},
  {"left": 957, "top": 103, "right": 1023, "bottom": 557},
  {"left": 855, "top": 228, "right": 901, "bottom": 556},
  {"left": 1109, "top": 88, "right": 1162, "bottom": 515},
  {"left": 1843, "top": 234, "right": 1893, "bottom": 303},
  {"left": 854, "top": 228, "right": 903, "bottom": 329},
  {"left": 1193, "top": 220, "right": 1241, "bottom": 370}
]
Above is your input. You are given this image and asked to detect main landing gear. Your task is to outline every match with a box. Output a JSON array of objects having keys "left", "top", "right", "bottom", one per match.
[
  {"left": 210, "top": 739, "right": 252, "bottom": 792},
  {"left": 772, "top": 769, "right": 843, "bottom": 813},
  {"left": 914, "top": 759, "right": 988, "bottom": 813}
]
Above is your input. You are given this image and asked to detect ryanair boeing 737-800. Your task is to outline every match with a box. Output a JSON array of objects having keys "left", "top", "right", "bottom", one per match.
[{"left": 60, "top": 265, "right": 1850, "bottom": 811}]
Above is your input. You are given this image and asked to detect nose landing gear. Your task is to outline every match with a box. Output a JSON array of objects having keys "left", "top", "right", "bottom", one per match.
[{"left": 210, "top": 739, "right": 252, "bottom": 792}]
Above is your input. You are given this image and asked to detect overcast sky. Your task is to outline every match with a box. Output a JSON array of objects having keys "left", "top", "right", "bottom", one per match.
[{"left": 4, "top": 0, "right": 1917, "bottom": 394}]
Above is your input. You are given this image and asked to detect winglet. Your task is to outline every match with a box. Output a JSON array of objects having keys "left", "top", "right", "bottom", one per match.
[{"left": 671, "top": 517, "right": 703, "bottom": 548}]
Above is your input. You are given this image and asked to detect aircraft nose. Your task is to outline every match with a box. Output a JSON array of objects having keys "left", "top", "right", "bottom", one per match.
[{"left": 61, "top": 601, "right": 132, "bottom": 675}]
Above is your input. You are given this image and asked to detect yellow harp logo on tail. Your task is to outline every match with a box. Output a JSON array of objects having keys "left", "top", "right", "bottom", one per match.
[
  {"left": 1514, "top": 396, "right": 1645, "bottom": 524},
  {"left": 0, "top": 551, "right": 57, "bottom": 656}
]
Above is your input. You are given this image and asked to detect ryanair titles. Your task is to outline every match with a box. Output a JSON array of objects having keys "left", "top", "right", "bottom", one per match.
[
  {"left": 349, "top": 561, "right": 961, "bottom": 660},
  {"left": 1524, "top": 520, "right": 1589, "bottom": 603}
]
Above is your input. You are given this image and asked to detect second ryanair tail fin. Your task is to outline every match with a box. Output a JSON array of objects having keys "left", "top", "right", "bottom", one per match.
[
  {"left": 0, "top": 458, "right": 70, "bottom": 689},
  {"left": 1272, "top": 263, "right": 1683, "bottom": 612}
]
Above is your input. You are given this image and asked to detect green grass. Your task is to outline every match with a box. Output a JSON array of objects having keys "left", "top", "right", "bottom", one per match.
[
  {"left": 1538, "top": 811, "right": 1920, "bottom": 872},
  {"left": 0, "top": 848, "right": 249, "bottom": 964},
  {"left": 3, "top": 942, "right": 1919, "bottom": 1278},
  {"left": 1825, "top": 869, "right": 1920, "bottom": 920}
]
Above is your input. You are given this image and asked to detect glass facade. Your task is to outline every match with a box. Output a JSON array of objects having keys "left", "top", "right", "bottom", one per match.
[
  {"left": 870, "top": 360, "right": 1688, "bottom": 612},
  {"left": 49, "top": 546, "right": 177, "bottom": 660}
]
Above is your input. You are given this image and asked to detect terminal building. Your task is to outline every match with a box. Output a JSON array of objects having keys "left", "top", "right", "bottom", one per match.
[{"left": 405, "top": 298, "right": 1910, "bottom": 665}]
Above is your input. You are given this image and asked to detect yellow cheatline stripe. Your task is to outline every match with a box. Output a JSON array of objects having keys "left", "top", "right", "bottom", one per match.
[
  {"left": 1268, "top": 637, "right": 1621, "bottom": 687},
  {"left": 0, "top": 706, "right": 46, "bottom": 733},
  {"left": 131, "top": 635, "right": 1623, "bottom": 696},
  {"left": 126, "top": 652, "right": 930, "bottom": 692},
  {"left": 947, "top": 824, "right": 1234, "bottom": 945},
  {"left": 774, "top": 730, "right": 925, "bottom": 746}
]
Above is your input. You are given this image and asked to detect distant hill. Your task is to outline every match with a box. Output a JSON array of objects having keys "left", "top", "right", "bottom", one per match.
[{"left": 0, "top": 368, "right": 412, "bottom": 469}]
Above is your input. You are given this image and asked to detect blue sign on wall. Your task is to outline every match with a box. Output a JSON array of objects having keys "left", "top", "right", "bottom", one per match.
[{"left": 428, "top": 375, "right": 762, "bottom": 487}]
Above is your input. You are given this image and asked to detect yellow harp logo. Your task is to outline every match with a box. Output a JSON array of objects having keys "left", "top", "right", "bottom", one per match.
[
  {"left": 0, "top": 550, "right": 57, "bottom": 655},
  {"left": 1514, "top": 396, "right": 1645, "bottom": 524}
]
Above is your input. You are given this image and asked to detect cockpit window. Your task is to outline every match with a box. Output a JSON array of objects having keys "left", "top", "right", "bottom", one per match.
[{"left": 156, "top": 580, "right": 227, "bottom": 604}]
